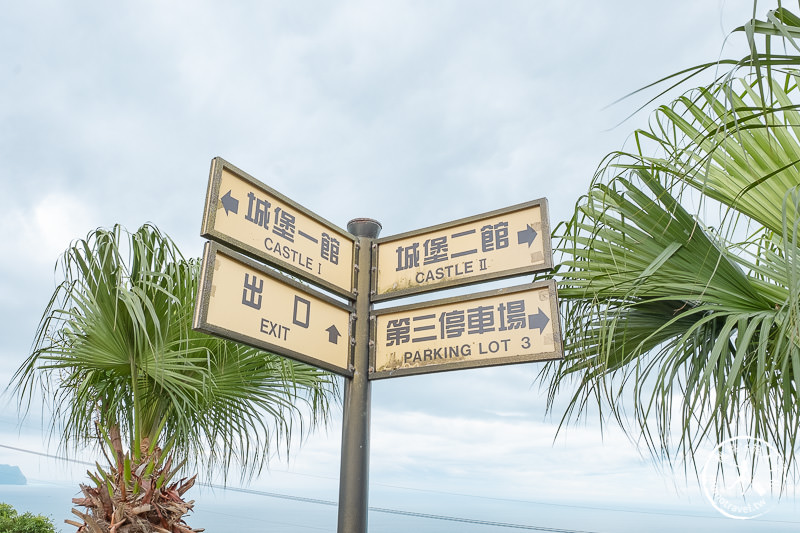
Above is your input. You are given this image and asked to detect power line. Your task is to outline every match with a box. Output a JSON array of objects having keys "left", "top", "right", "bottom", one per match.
[
  {"left": 3, "top": 443, "right": 799, "bottom": 529},
  {"left": 0, "top": 433, "right": 792, "bottom": 524},
  {"left": 371, "top": 506, "right": 600, "bottom": 532},
  {"left": 0, "top": 443, "right": 602, "bottom": 532},
  {"left": 204, "top": 483, "right": 336, "bottom": 508},
  {"left": 0, "top": 443, "right": 91, "bottom": 465},
  {"left": 194, "top": 506, "right": 330, "bottom": 532},
  {"left": 202, "top": 483, "right": 602, "bottom": 533}
]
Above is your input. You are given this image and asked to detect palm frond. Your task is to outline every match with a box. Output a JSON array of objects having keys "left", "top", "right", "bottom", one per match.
[
  {"left": 545, "top": 157, "right": 800, "bottom": 471},
  {"left": 543, "top": 57, "right": 800, "bottom": 468},
  {"left": 11, "top": 224, "right": 339, "bottom": 483},
  {"left": 615, "top": 6, "right": 800, "bottom": 122}
]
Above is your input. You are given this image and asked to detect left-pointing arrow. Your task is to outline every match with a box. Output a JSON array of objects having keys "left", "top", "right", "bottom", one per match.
[
  {"left": 221, "top": 190, "right": 239, "bottom": 216},
  {"left": 326, "top": 325, "right": 341, "bottom": 344},
  {"left": 527, "top": 308, "right": 550, "bottom": 334}
]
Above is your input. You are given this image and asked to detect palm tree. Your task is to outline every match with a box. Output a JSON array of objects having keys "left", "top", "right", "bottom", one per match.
[
  {"left": 12, "top": 224, "right": 337, "bottom": 532},
  {"left": 540, "top": 6, "right": 800, "bottom": 478}
]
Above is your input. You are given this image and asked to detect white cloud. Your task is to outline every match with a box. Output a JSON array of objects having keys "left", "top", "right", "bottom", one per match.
[
  {"left": 367, "top": 408, "right": 679, "bottom": 503},
  {"left": 0, "top": 1, "right": 779, "bottom": 528},
  {"left": 0, "top": 190, "right": 94, "bottom": 280}
]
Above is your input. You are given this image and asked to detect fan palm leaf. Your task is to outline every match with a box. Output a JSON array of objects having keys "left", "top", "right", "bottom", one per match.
[
  {"left": 541, "top": 7, "right": 800, "bottom": 477},
  {"left": 12, "top": 224, "right": 338, "bottom": 525}
]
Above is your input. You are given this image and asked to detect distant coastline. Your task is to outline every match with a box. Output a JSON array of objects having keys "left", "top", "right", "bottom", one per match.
[{"left": 0, "top": 464, "right": 26, "bottom": 485}]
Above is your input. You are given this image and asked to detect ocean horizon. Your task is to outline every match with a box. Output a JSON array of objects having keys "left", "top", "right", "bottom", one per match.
[{"left": 1, "top": 477, "right": 798, "bottom": 533}]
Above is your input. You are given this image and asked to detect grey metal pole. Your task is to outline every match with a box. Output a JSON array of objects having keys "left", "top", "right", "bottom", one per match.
[{"left": 338, "top": 218, "right": 381, "bottom": 533}]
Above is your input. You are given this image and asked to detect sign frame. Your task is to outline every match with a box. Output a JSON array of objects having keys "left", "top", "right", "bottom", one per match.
[
  {"left": 371, "top": 199, "right": 553, "bottom": 302},
  {"left": 193, "top": 241, "right": 355, "bottom": 377},
  {"left": 201, "top": 157, "right": 358, "bottom": 299},
  {"left": 369, "top": 279, "right": 562, "bottom": 380}
]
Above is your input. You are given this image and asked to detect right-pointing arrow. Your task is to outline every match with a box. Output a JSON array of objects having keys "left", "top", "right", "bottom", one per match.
[
  {"left": 517, "top": 224, "right": 538, "bottom": 247},
  {"left": 221, "top": 190, "right": 239, "bottom": 216},
  {"left": 528, "top": 308, "right": 550, "bottom": 334}
]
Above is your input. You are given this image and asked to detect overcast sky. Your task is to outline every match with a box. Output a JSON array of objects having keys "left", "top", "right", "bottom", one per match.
[{"left": 2, "top": 1, "right": 798, "bottom": 532}]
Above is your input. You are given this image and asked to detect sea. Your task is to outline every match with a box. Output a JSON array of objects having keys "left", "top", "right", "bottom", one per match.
[{"left": 1, "top": 479, "right": 799, "bottom": 532}]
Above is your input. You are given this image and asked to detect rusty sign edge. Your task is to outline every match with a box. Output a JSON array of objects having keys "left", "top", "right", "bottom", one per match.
[
  {"left": 201, "top": 157, "right": 358, "bottom": 299},
  {"left": 193, "top": 241, "right": 355, "bottom": 377},
  {"left": 368, "top": 279, "right": 563, "bottom": 380},
  {"left": 371, "top": 198, "right": 553, "bottom": 302}
]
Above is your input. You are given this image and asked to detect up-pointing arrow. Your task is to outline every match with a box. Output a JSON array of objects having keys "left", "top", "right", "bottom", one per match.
[
  {"left": 527, "top": 308, "right": 550, "bottom": 334},
  {"left": 220, "top": 190, "right": 239, "bottom": 216},
  {"left": 517, "top": 224, "right": 538, "bottom": 247},
  {"left": 326, "top": 325, "right": 341, "bottom": 344}
]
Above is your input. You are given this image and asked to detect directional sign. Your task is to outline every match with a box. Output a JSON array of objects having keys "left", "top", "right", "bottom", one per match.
[
  {"left": 370, "top": 280, "right": 561, "bottom": 379},
  {"left": 193, "top": 242, "right": 353, "bottom": 376},
  {"left": 373, "top": 199, "right": 551, "bottom": 301},
  {"left": 201, "top": 157, "right": 356, "bottom": 298}
]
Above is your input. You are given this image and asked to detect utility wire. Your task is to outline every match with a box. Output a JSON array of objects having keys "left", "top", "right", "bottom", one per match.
[
  {"left": 0, "top": 443, "right": 90, "bottom": 465},
  {"left": 4, "top": 443, "right": 800, "bottom": 530},
  {"left": 202, "top": 483, "right": 601, "bottom": 533},
  {"left": 1, "top": 443, "right": 602, "bottom": 532},
  {"left": 0, "top": 442, "right": 676, "bottom": 521},
  {"left": 1, "top": 428, "right": 793, "bottom": 524},
  {"left": 368, "top": 506, "right": 599, "bottom": 533},
  {"left": 0, "top": 441, "right": 749, "bottom": 524}
]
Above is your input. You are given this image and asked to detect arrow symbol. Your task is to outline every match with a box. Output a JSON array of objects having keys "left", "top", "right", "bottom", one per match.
[
  {"left": 220, "top": 190, "right": 239, "bottom": 216},
  {"left": 528, "top": 308, "right": 549, "bottom": 334},
  {"left": 326, "top": 325, "right": 341, "bottom": 344},
  {"left": 517, "top": 224, "right": 538, "bottom": 247}
]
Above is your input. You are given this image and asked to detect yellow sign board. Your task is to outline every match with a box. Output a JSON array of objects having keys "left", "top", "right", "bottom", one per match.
[
  {"left": 373, "top": 199, "right": 551, "bottom": 301},
  {"left": 201, "top": 157, "right": 356, "bottom": 298},
  {"left": 194, "top": 242, "right": 353, "bottom": 376},
  {"left": 371, "top": 280, "right": 562, "bottom": 379}
]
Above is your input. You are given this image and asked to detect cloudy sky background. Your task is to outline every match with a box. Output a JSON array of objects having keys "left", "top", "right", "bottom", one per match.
[{"left": 2, "top": 1, "right": 799, "bottom": 531}]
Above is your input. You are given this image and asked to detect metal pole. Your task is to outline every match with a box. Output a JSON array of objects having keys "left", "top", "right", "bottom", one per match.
[{"left": 338, "top": 218, "right": 381, "bottom": 533}]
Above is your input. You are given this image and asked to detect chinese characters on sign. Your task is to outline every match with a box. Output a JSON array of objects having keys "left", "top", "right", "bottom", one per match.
[
  {"left": 201, "top": 158, "right": 355, "bottom": 297},
  {"left": 196, "top": 158, "right": 561, "bottom": 380},
  {"left": 371, "top": 280, "right": 561, "bottom": 379},
  {"left": 393, "top": 222, "right": 508, "bottom": 271},
  {"left": 374, "top": 200, "right": 551, "bottom": 301},
  {"left": 193, "top": 156, "right": 563, "bottom": 533},
  {"left": 193, "top": 242, "right": 353, "bottom": 376}
]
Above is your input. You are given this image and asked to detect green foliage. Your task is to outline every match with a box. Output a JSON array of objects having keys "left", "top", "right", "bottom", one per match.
[
  {"left": 622, "top": 6, "right": 800, "bottom": 120},
  {"left": 0, "top": 503, "right": 57, "bottom": 533},
  {"left": 12, "top": 224, "right": 338, "bottom": 483},
  {"left": 540, "top": 5, "right": 800, "bottom": 478}
]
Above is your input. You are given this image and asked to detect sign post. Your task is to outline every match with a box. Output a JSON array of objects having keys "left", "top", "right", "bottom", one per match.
[
  {"left": 194, "top": 157, "right": 563, "bottom": 533},
  {"left": 336, "top": 218, "right": 381, "bottom": 533}
]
